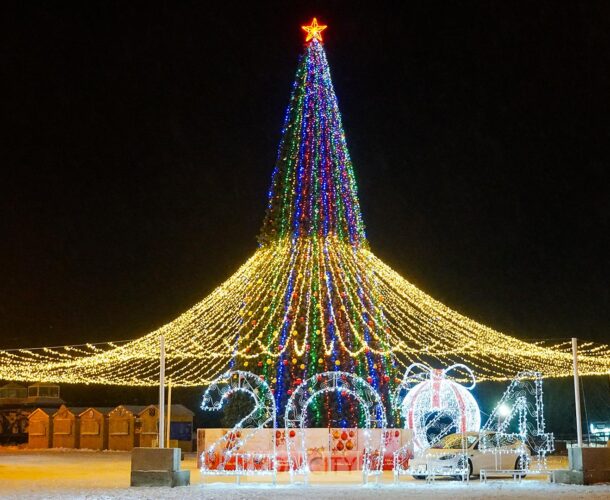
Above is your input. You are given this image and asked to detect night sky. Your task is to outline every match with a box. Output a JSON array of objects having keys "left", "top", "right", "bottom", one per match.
[{"left": 3, "top": 1, "right": 609, "bottom": 352}]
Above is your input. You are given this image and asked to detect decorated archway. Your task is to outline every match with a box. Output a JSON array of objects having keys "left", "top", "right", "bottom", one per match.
[{"left": 284, "top": 371, "right": 387, "bottom": 482}]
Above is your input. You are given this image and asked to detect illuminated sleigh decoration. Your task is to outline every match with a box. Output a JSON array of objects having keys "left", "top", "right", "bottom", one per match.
[
  {"left": 200, "top": 370, "right": 277, "bottom": 482},
  {"left": 284, "top": 371, "right": 387, "bottom": 484},
  {"left": 393, "top": 363, "right": 481, "bottom": 481},
  {"left": 479, "top": 371, "right": 554, "bottom": 474}
]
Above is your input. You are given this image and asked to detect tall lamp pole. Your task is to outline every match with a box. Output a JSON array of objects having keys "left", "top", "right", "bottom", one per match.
[
  {"left": 572, "top": 337, "right": 583, "bottom": 447},
  {"left": 166, "top": 379, "right": 172, "bottom": 448},
  {"left": 159, "top": 335, "right": 166, "bottom": 448}
]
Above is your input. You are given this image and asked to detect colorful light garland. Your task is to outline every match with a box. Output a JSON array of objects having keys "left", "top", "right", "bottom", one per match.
[
  {"left": 284, "top": 370, "right": 386, "bottom": 482},
  {"left": 0, "top": 21, "right": 609, "bottom": 424}
]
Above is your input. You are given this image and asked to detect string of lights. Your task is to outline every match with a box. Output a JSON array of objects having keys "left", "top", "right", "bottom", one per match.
[
  {"left": 200, "top": 370, "right": 277, "bottom": 477},
  {"left": 480, "top": 371, "right": 554, "bottom": 471},
  {"left": 394, "top": 363, "right": 481, "bottom": 452},
  {"left": 284, "top": 370, "right": 386, "bottom": 480},
  {"left": 0, "top": 21, "right": 608, "bottom": 424}
]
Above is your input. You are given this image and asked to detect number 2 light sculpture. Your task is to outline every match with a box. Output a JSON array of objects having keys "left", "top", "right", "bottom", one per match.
[{"left": 200, "top": 370, "right": 277, "bottom": 482}]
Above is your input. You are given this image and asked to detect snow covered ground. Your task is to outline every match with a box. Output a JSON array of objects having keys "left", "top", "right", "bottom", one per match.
[{"left": 0, "top": 449, "right": 609, "bottom": 499}]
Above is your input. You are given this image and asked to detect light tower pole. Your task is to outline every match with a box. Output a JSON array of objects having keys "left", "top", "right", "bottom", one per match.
[
  {"left": 159, "top": 335, "right": 166, "bottom": 448},
  {"left": 572, "top": 337, "right": 583, "bottom": 447}
]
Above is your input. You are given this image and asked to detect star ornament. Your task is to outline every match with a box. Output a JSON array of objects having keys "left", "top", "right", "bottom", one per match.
[{"left": 302, "top": 18, "right": 327, "bottom": 43}]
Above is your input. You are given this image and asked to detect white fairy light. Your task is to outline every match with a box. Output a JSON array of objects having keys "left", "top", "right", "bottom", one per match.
[
  {"left": 200, "top": 370, "right": 277, "bottom": 480},
  {"left": 395, "top": 363, "right": 481, "bottom": 451},
  {"left": 479, "top": 371, "right": 554, "bottom": 472},
  {"left": 284, "top": 370, "right": 387, "bottom": 483},
  {"left": 498, "top": 404, "right": 511, "bottom": 417},
  {"left": 393, "top": 363, "right": 479, "bottom": 481}
]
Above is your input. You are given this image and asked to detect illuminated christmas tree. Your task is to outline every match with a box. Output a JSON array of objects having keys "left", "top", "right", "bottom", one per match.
[
  {"left": 246, "top": 19, "right": 395, "bottom": 425},
  {"left": 1, "top": 19, "right": 609, "bottom": 425}
]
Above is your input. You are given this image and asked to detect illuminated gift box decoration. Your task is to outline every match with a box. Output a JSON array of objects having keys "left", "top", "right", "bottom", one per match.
[{"left": 400, "top": 363, "right": 481, "bottom": 450}]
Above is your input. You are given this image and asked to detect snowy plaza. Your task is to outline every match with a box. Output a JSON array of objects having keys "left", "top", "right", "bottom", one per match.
[
  {"left": 2, "top": 5, "right": 610, "bottom": 499},
  {"left": 1, "top": 449, "right": 610, "bottom": 500}
]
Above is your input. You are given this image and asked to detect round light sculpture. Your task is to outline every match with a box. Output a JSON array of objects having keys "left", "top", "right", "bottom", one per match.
[{"left": 399, "top": 363, "right": 481, "bottom": 451}]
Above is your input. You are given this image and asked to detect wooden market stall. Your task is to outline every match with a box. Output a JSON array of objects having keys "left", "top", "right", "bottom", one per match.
[
  {"left": 52, "top": 405, "right": 79, "bottom": 448},
  {"left": 26, "top": 402, "right": 195, "bottom": 450},
  {"left": 108, "top": 405, "right": 143, "bottom": 451},
  {"left": 137, "top": 405, "right": 160, "bottom": 448},
  {"left": 136, "top": 404, "right": 195, "bottom": 451},
  {"left": 27, "top": 408, "right": 54, "bottom": 448},
  {"left": 78, "top": 407, "right": 113, "bottom": 450}
]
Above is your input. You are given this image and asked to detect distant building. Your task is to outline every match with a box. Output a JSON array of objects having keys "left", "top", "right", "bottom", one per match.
[
  {"left": 0, "top": 382, "right": 27, "bottom": 403},
  {"left": 1, "top": 382, "right": 196, "bottom": 450},
  {"left": 0, "top": 382, "right": 64, "bottom": 444},
  {"left": 26, "top": 383, "right": 64, "bottom": 407}
]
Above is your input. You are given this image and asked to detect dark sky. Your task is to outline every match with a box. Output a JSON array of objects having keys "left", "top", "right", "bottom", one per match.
[{"left": 2, "top": 1, "right": 609, "bottom": 350}]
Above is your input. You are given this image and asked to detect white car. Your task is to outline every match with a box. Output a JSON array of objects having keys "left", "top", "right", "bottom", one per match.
[{"left": 409, "top": 431, "right": 531, "bottom": 479}]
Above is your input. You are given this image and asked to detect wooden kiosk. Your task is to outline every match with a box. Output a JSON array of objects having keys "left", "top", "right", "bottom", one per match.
[
  {"left": 52, "top": 405, "right": 79, "bottom": 448},
  {"left": 27, "top": 408, "right": 54, "bottom": 448},
  {"left": 137, "top": 405, "right": 160, "bottom": 448},
  {"left": 108, "top": 405, "right": 142, "bottom": 451},
  {"left": 78, "top": 407, "right": 112, "bottom": 450}
]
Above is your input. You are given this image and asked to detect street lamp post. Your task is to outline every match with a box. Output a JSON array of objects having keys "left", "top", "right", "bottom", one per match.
[{"left": 572, "top": 337, "right": 583, "bottom": 447}]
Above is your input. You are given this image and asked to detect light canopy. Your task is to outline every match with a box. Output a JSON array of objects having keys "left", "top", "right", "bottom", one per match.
[{"left": 0, "top": 24, "right": 608, "bottom": 421}]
